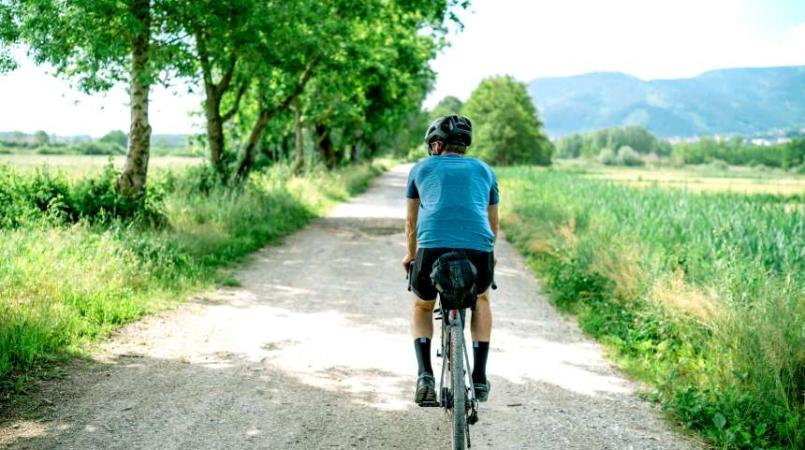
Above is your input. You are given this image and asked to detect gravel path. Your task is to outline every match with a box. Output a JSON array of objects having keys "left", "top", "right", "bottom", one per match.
[{"left": 0, "top": 165, "right": 699, "bottom": 449}]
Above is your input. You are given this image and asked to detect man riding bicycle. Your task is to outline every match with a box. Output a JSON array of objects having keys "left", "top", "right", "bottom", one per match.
[{"left": 401, "top": 115, "right": 499, "bottom": 406}]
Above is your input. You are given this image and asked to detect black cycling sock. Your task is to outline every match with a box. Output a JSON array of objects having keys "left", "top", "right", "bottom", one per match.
[
  {"left": 414, "top": 337, "right": 433, "bottom": 376},
  {"left": 471, "top": 341, "right": 490, "bottom": 384}
]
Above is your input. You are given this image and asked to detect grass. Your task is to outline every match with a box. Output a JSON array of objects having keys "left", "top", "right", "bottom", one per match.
[
  {"left": 0, "top": 159, "right": 391, "bottom": 394},
  {"left": 0, "top": 154, "right": 204, "bottom": 179},
  {"left": 498, "top": 166, "right": 804, "bottom": 449},
  {"left": 553, "top": 160, "right": 805, "bottom": 196}
]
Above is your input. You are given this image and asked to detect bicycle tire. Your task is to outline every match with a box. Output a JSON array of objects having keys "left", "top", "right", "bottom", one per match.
[{"left": 450, "top": 321, "right": 467, "bottom": 450}]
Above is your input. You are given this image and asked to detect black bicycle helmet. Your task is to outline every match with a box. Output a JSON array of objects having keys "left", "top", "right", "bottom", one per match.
[{"left": 424, "top": 115, "right": 472, "bottom": 147}]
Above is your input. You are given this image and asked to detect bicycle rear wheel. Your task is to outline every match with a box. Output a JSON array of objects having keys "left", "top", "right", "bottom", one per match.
[{"left": 449, "top": 321, "right": 467, "bottom": 450}]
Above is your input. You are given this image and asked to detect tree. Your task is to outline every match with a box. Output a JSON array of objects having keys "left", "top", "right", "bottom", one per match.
[
  {"left": 9, "top": 0, "right": 184, "bottom": 197},
  {"left": 168, "top": 0, "right": 259, "bottom": 174},
  {"left": 32, "top": 129, "right": 48, "bottom": 145},
  {"left": 430, "top": 96, "right": 463, "bottom": 119},
  {"left": 0, "top": 1, "right": 19, "bottom": 71},
  {"left": 462, "top": 75, "right": 553, "bottom": 165},
  {"left": 100, "top": 130, "right": 128, "bottom": 148},
  {"left": 782, "top": 138, "right": 804, "bottom": 169}
]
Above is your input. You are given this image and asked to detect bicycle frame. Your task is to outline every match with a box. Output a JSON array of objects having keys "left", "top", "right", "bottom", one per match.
[
  {"left": 436, "top": 301, "right": 479, "bottom": 440},
  {"left": 437, "top": 306, "right": 474, "bottom": 403}
]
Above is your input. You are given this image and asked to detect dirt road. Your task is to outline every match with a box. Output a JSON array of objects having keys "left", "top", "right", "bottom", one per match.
[{"left": 0, "top": 165, "right": 697, "bottom": 449}]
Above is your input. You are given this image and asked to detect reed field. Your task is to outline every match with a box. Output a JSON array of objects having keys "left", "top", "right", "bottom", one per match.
[
  {"left": 498, "top": 167, "right": 804, "bottom": 449},
  {"left": 0, "top": 160, "right": 389, "bottom": 394}
]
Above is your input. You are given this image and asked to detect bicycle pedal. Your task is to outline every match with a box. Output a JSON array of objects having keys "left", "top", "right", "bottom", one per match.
[{"left": 468, "top": 411, "right": 479, "bottom": 425}]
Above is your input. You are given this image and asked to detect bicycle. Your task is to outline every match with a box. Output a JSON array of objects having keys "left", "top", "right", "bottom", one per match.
[{"left": 408, "top": 254, "right": 495, "bottom": 450}]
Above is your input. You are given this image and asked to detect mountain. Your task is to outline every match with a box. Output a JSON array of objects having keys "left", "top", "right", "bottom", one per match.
[{"left": 527, "top": 66, "right": 805, "bottom": 137}]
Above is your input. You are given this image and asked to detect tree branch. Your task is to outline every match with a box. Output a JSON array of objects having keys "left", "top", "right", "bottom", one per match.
[
  {"left": 222, "top": 81, "right": 247, "bottom": 122},
  {"left": 195, "top": 31, "right": 213, "bottom": 91},
  {"left": 262, "top": 59, "right": 317, "bottom": 119},
  {"left": 216, "top": 55, "right": 237, "bottom": 97}
]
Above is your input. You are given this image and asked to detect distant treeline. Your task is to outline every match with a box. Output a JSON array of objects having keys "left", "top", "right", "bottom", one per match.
[
  {"left": 673, "top": 137, "right": 803, "bottom": 169},
  {"left": 555, "top": 126, "right": 805, "bottom": 169},
  {"left": 555, "top": 126, "right": 671, "bottom": 158},
  {"left": 0, "top": 130, "right": 195, "bottom": 156}
]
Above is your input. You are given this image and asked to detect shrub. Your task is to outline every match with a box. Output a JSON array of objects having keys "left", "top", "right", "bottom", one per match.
[
  {"left": 708, "top": 159, "right": 729, "bottom": 171},
  {"left": 0, "top": 164, "right": 163, "bottom": 227},
  {"left": 598, "top": 148, "right": 616, "bottom": 165},
  {"left": 77, "top": 142, "right": 125, "bottom": 155},
  {"left": 616, "top": 146, "right": 643, "bottom": 166}
]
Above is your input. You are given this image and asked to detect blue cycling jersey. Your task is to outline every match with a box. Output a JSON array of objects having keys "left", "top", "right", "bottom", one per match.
[{"left": 406, "top": 154, "right": 499, "bottom": 252}]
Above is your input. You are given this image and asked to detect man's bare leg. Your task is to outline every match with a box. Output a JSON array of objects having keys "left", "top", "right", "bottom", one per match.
[
  {"left": 470, "top": 290, "right": 492, "bottom": 341},
  {"left": 411, "top": 297, "right": 437, "bottom": 405},
  {"left": 411, "top": 297, "right": 436, "bottom": 340},
  {"left": 470, "top": 290, "right": 492, "bottom": 400}
]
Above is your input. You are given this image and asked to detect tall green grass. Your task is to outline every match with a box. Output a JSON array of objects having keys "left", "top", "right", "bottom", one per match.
[
  {"left": 0, "top": 161, "right": 389, "bottom": 392},
  {"left": 498, "top": 167, "right": 804, "bottom": 449}
]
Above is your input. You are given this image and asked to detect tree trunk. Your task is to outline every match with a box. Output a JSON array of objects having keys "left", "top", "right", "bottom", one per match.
[
  {"left": 234, "top": 108, "right": 270, "bottom": 181},
  {"left": 117, "top": 0, "right": 152, "bottom": 198},
  {"left": 235, "top": 63, "right": 315, "bottom": 180},
  {"left": 205, "top": 89, "right": 224, "bottom": 170},
  {"left": 350, "top": 127, "right": 362, "bottom": 164},
  {"left": 315, "top": 123, "right": 336, "bottom": 170},
  {"left": 292, "top": 101, "right": 304, "bottom": 173},
  {"left": 196, "top": 32, "right": 242, "bottom": 175}
]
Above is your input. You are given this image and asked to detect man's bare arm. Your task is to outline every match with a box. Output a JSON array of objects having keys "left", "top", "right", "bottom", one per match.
[
  {"left": 402, "top": 198, "right": 420, "bottom": 271},
  {"left": 487, "top": 204, "right": 499, "bottom": 244}
]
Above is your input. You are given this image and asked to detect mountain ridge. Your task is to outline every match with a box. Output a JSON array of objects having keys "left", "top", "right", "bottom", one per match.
[{"left": 527, "top": 66, "right": 805, "bottom": 137}]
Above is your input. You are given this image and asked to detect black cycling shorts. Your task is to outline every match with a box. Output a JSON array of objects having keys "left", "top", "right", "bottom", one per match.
[{"left": 410, "top": 247, "right": 495, "bottom": 301}]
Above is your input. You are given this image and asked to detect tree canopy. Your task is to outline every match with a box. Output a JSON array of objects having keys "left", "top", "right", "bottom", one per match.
[
  {"left": 462, "top": 75, "right": 553, "bottom": 165},
  {"left": 2, "top": 0, "right": 467, "bottom": 190},
  {"left": 429, "top": 95, "right": 463, "bottom": 119}
]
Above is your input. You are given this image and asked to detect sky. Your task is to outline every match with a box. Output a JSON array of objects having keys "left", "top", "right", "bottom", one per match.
[
  {"left": 0, "top": 0, "right": 803, "bottom": 136},
  {"left": 425, "top": 0, "right": 805, "bottom": 108}
]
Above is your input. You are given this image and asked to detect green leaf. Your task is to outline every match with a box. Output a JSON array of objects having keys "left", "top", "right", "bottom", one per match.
[{"left": 713, "top": 412, "right": 727, "bottom": 430}]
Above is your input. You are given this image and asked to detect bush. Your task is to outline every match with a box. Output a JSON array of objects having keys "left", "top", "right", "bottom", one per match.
[
  {"left": 598, "top": 148, "right": 616, "bottom": 165},
  {"left": 708, "top": 159, "right": 729, "bottom": 171},
  {"left": 616, "top": 146, "right": 643, "bottom": 166},
  {"left": 77, "top": 142, "right": 125, "bottom": 155},
  {"left": 36, "top": 145, "right": 68, "bottom": 155},
  {"left": 0, "top": 164, "right": 163, "bottom": 227}
]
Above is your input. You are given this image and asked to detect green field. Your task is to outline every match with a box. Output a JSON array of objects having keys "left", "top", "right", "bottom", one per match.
[
  {"left": 554, "top": 160, "right": 805, "bottom": 196},
  {"left": 498, "top": 166, "right": 804, "bottom": 449},
  {"left": 0, "top": 154, "right": 204, "bottom": 178}
]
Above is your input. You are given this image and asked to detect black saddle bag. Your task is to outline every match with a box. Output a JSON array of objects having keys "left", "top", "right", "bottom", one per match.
[{"left": 429, "top": 251, "right": 478, "bottom": 310}]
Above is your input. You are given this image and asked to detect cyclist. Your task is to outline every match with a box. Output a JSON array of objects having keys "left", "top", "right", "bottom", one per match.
[{"left": 401, "top": 114, "right": 499, "bottom": 406}]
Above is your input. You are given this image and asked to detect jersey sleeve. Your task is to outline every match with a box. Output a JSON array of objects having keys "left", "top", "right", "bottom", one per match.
[
  {"left": 406, "top": 166, "right": 419, "bottom": 199},
  {"left": 488, "top": 170, "right": 500, "bottom": 205}
]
